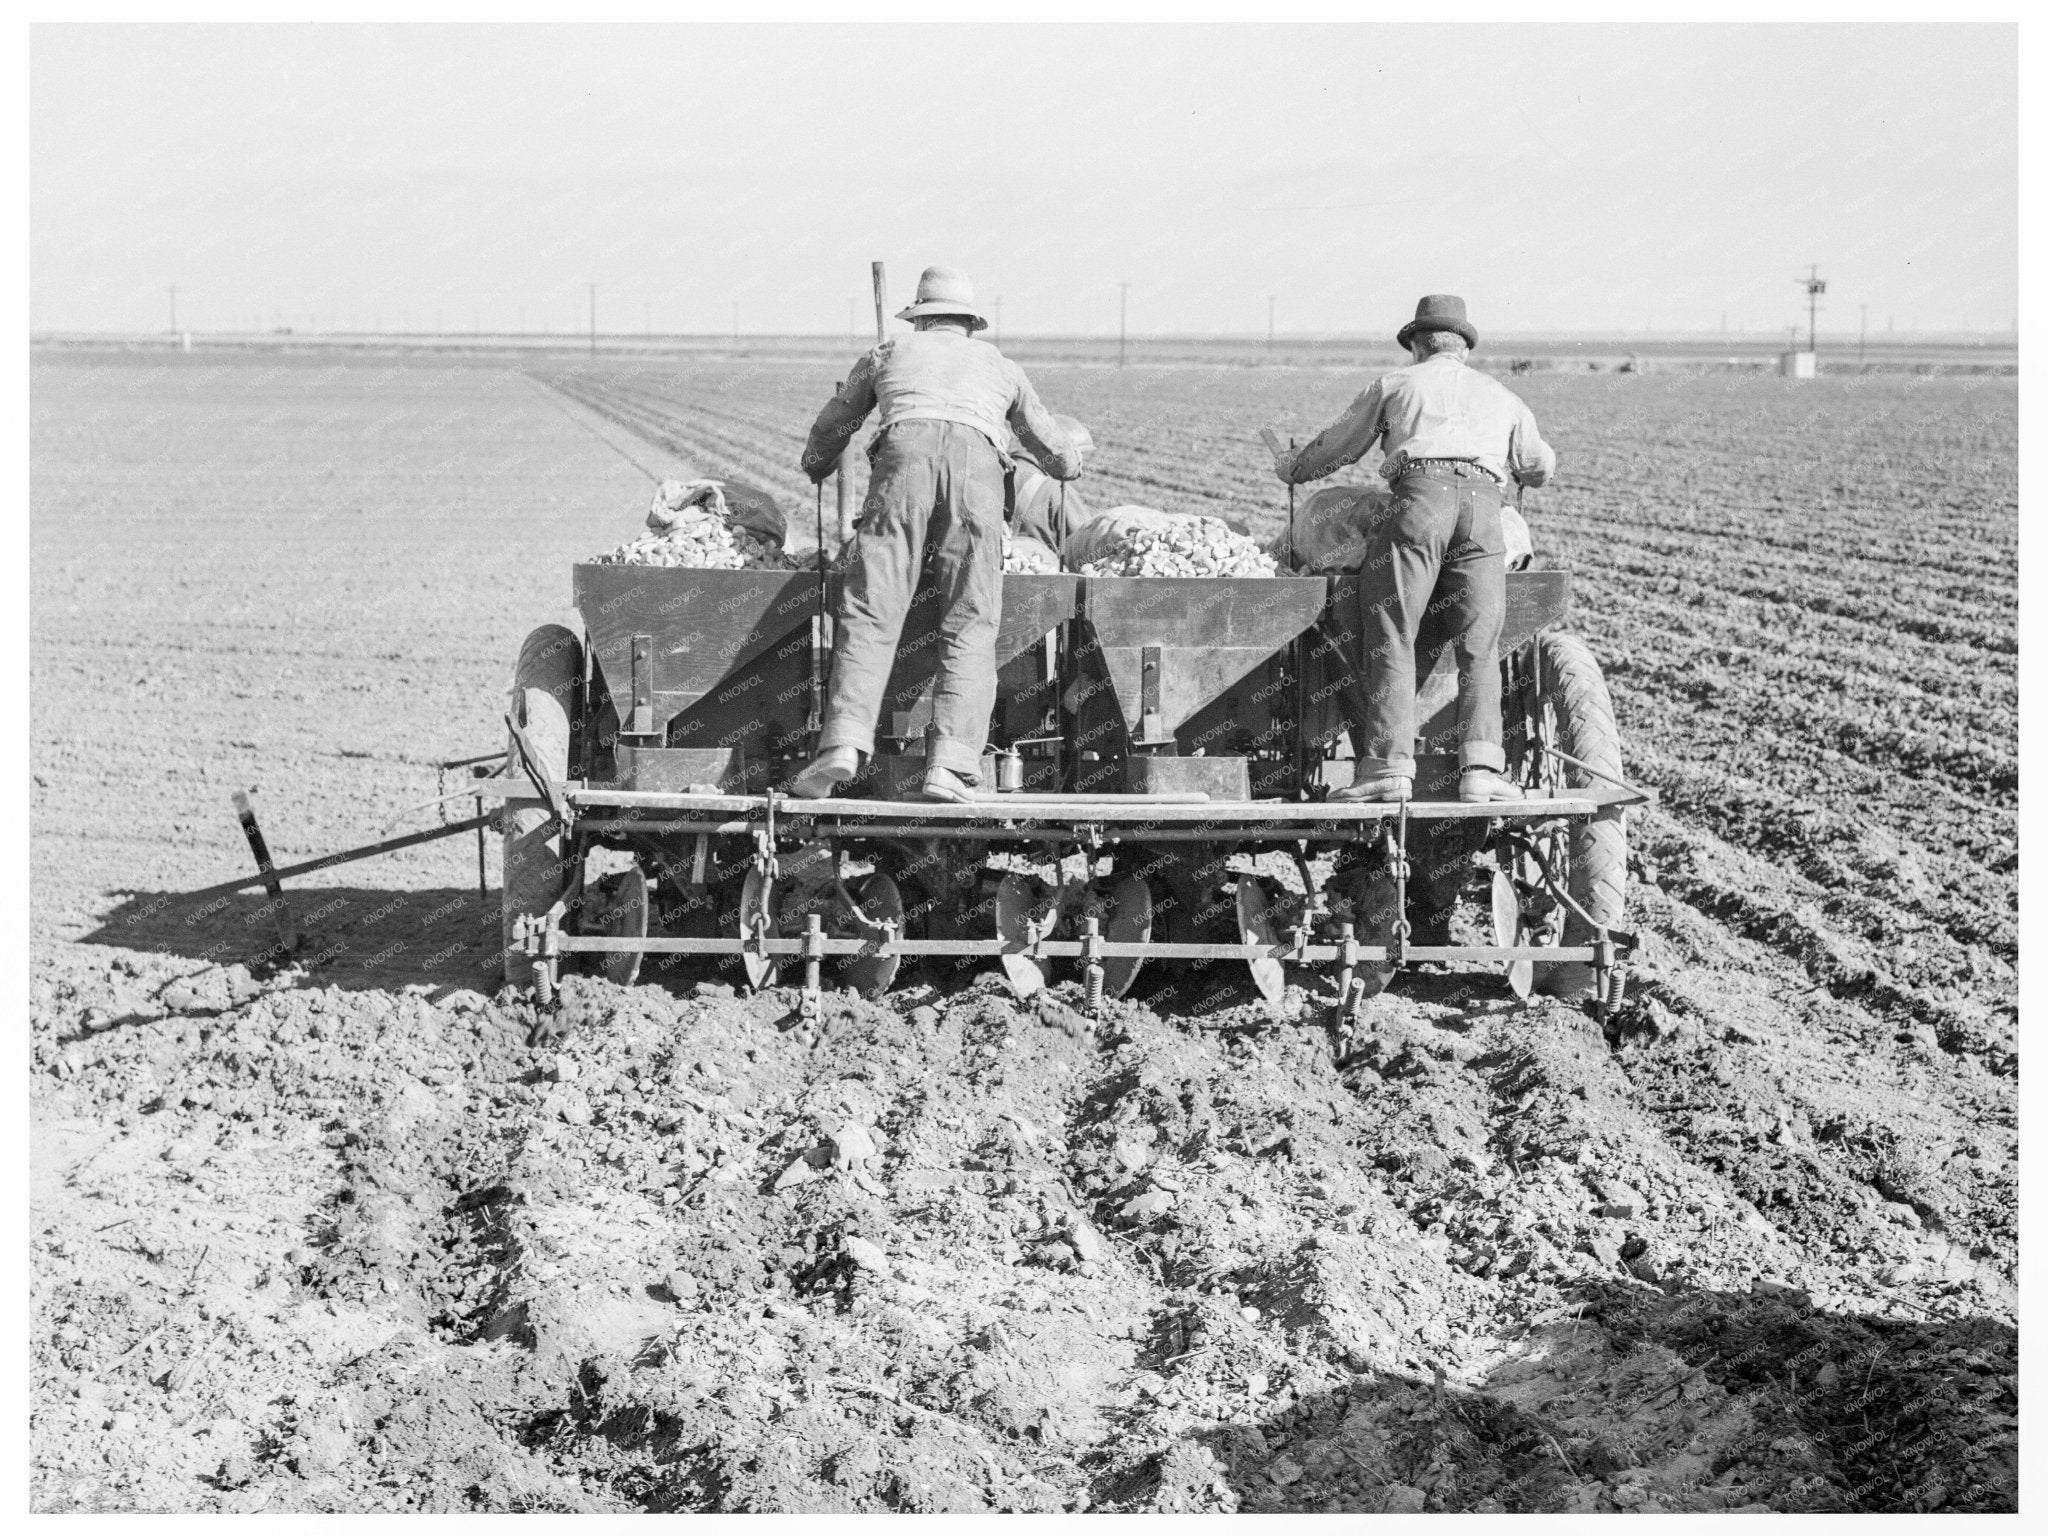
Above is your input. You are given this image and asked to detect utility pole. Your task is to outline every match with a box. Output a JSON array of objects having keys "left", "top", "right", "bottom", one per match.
[
  {"left": 848, "top": 298, "right": 855, "bottom": 343},
  {"left": 644, "top": 301, "right": 652, "bottom": 338},
  {"left": 732, "top": 300, "right": 740, "bottom": 342},
  {"left": 1859, "top": 304, "right": 1868, "bottom": 366},
  {"left": 1796, "top": 264, "right": 1825, "bottom": 354},
  {"left": 1118, "top": 282, "right": 1130, "bottom": 368},
  {"left": 994, "top": 296, "right": 1003, "bottom": 347},
  {"left": 1268, "top": 295, "right": 1276, "bottom": 350},
  {"left": 167, "top": 285, "right": 179, "bottom": 334},
  {"left": 587, "top": 283, "right": 597, "bottom": 358}
]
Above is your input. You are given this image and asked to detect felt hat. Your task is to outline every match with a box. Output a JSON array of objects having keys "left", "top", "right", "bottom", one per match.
[
  {"left": 896, "top": 266, "right": 989, "bottom": 331},
  {"left": 1396, "top": 294, "right": 1478, "bottom": 351}
]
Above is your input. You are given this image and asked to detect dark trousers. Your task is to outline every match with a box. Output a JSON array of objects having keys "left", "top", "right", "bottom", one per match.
[
  {"left": 819, "top": 420, "right": 1006, "bottom": 779},
  {"left": 1354, "top": 468, "right": 1507, "bottom": 776}
]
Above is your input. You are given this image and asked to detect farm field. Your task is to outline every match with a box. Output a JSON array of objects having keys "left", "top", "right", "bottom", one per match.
[{"left": 31, "top": 348, "right": 2016, "bottom": 1512}]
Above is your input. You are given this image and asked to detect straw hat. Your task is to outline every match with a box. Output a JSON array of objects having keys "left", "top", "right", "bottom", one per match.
[
  {"left": 1396, "top": 294, "right": 1478, "bottom": 351},
  {"left": 896, "top": 266, "right": 989, "bottom": 331}
]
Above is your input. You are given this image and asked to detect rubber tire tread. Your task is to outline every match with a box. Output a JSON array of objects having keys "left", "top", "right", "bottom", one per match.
[
  {"left": 503, "top": 624, "right": 581, "bottom": 987},
  {"left": 1535, "top": 629, "right": 1627, "bottom": 999}
]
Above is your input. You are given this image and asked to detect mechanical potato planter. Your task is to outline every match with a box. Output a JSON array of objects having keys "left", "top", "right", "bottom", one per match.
[{"left": 499, "top": 559, "right": 1650, "bottom": 1028}]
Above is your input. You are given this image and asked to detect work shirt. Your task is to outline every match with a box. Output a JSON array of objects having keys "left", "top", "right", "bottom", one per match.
[
  {"left": 1277, "top": 354, "right": 1557, "bottom": 490},
  {"left": 801, "top": 330, "right": 1082, "bottom": 483}
]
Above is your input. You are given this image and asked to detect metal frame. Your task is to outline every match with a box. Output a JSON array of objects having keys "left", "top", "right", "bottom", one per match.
[{"left": 517, "top": 783, "right": 1640, "bottom": 1021}]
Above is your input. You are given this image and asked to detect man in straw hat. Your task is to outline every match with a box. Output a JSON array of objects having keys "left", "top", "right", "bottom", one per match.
[
  {"left": 1267, "top": 294, "right": 1557, "bottom": 804},
  {"left": 790, "top": 266, "right": 1084, "bottom": 803}
]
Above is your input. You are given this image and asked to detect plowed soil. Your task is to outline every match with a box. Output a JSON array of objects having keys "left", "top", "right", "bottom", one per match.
[{"left": 31, "top": 348, "right": 2015, "bottom": 1513}]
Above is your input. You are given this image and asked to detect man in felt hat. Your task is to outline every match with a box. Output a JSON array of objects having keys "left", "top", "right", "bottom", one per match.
[
  {"left": 1267, "top": 294, "right": 1556, "bottom": 804},
  {"left": 790, "top": 266, "right": 1084, "bottom": 803}
]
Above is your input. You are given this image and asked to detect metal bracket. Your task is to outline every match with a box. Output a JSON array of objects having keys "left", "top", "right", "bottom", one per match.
[
  {"left": 1539, "top": 744, "right": 1658, "bottom": 807},
  {"left": 800, "top": 912, "right": 825, "bottom": 1023},
  {"left": 1140, "top": 645, "right": 1165, "bottom": 743},
  {"left": 629, "top": 633, "right": 655, "bottom": 736}
]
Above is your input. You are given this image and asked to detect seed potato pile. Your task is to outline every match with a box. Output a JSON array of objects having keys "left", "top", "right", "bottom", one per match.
[
  {"left": 593, "top": 478, "right": 799, "bottom": 570},
  {"left": 1002, "top": 531, "right": 1061, "bottom": 574},
  {"left": 593, "top": 516, "right": 794, "bottom": 570},
  {"left": 1078, "top": 516, "right": 1279, "bottom": 579}
]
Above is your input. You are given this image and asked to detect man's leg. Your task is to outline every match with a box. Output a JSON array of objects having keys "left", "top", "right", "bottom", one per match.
[
  {"left": 922, "top": 424, "right": 1007, "bottom": 785},
  {"left": 1436, "top": 485, "right": 1512, "bottom": 798},
  {"left": 816, "top": 427, "right": 938, "bottom": 762},
  {"left": 1352, "top": 478, "right": 1455, "bottom": 780}
]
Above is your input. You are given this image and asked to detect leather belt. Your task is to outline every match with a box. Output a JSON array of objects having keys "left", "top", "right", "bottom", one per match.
[{"left": 1401, "top": 458, "right": 1495, "bottom": 480}]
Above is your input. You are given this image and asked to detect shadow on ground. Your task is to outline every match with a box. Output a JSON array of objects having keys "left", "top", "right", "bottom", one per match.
[
  {"left": 1113, "top": 1279, "right": 2016, "bottom": 1514},
  {"left": 81, "top": 886, "right": 508, "bottom": 995}
]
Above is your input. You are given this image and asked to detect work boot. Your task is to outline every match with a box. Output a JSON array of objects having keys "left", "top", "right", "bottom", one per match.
[
  {"left": 1459, "top": 767, "right": 1521, "bottom": 804},
  {"left": 918, "top": 765, "right": 978, "bottom": 804},
  {"left": 787, "top": 746, "right": 861, "bottom": 799},
  {"left": 1331, "top": 770, "right": 1412, "bottom": 804}
]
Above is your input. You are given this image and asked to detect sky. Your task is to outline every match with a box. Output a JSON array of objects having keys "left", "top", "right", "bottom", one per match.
[{"left": 30, "top": 23, "right": 2019, "bottom": 338}]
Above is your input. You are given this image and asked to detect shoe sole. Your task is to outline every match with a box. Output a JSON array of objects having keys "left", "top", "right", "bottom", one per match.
[
  {"left": 1331, "top": 785, "right": 1412, "bottom": 803},
  {"left": 788, "top": 766, "right": 857, "bottom": 798}
]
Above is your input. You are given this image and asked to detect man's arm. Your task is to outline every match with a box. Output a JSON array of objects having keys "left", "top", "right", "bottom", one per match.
[
  {"left": 1274, "top": 380, "right": 1387, "bottom": 485},
  {"left": 1007, "top": 369, "right": 1082, "bottom": 481},
  {"left": 1505, "top": 397, "right": 1557, "bottom": 488},
  {"left": 800, "top": 350, "right": 881, "bottom": 483}
]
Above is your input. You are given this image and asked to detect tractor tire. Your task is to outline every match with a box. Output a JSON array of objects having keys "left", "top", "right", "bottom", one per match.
[
  {"left": 502, "top": 624, "right": 581, "bottom": 988},
  {"left": 1533, "top": 630, "right": 1627, "bottom": 1000}
]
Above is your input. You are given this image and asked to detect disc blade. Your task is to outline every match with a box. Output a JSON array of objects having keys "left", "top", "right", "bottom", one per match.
[
  {"left": 996, "top": 873, "right": 1046, "bottom": 998},
  {"left": 1490, "top": 869, "right": 1521, "bottom": 950},
  {"left": 595, "top": 865, "right": 648, "bottom": 987},
  {"left": 1357, "top": 872, "right": 1400, "bottom": 999},
  {"left": 739, "top": 865, "right": 778, "bottom": 991},
  {"left": 996, "top": 873, "right": 1045, "bottom": 999},
  {"left": 840, "top": 872, "right": 904, "bottom": 999},
  {"left": 1101, "top": 874, "right": 1153, "bottom": 999},
  {"left": 1236, "top": 877, "right": 1286, "bottom": 1003}
]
